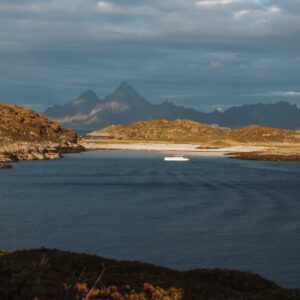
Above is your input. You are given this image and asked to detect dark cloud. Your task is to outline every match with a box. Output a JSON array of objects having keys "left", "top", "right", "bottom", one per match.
[{"left": 0, "top": 0, "right": 299, "bottom": 111}]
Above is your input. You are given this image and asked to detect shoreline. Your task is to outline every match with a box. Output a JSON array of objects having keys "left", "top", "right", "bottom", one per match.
[
  {"left": 81, "top": 140, "right": 300, "bottom": 162},
  {"left": 0, "top": 142, "right": 85, "bottom": 169},
  {"left": 81, "top": 141, "right": 265, "bottom": 156},
  {"left": 2, "top": 140, "right": 300, "bottom": 167}
]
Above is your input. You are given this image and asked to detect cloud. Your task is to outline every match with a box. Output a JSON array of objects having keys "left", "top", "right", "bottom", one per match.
[
  {"left": 96, "top": 1, "right": 116, "bottom": 13},
  {"left": 96, "top": 1, "right": 153, "bottom": 15},
  {"left": 195, "top": 0, "right": 242, "bottom": 8},
  {"left": 271, "top": 91, "right": 300, "bottom": 97},
  {"left": 0, "top": 3, "right": 42, "bottom": 13},
  {"left": 0, "top": 0, "right": 300, "bottom": 110},
  {"left": 251, "top": 91, "right": 300, "bottom": 99},
  {"left": 233, "top": 5, "right": 281, "bottom": 20}
]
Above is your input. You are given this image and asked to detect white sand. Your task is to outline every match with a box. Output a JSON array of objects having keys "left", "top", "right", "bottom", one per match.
[{"left": 82, "top": 142, "right": 265, "bottom": 157}]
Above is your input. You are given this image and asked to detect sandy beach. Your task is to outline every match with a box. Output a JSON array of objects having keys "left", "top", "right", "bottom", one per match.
[{"left": 81, "top": 141, "right": 266, "bottom": 157}]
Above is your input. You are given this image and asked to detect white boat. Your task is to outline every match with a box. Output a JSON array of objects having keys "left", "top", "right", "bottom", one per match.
[{"left": 164, "top": 155, "right": 189, "bottom": 161}]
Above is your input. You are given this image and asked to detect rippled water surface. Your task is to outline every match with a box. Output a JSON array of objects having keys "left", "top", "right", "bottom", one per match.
[{"left": 0, "top": 151, "right": 300, "bottom": 287}]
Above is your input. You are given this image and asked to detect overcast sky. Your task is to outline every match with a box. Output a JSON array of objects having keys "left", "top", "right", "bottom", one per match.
[{"left": 0, "top": 0, "right": 300, "bottom": 111}]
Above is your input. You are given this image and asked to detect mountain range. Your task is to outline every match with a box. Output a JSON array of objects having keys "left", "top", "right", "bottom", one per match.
[{"left": 44, "top": 82, "right": 300, "bottom": 131}]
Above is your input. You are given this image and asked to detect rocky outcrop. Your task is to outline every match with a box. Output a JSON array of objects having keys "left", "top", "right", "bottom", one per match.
[
  {"left": 0, "top": 142, "right": 84, "bottom": 166},
  {"left": 228, "top": 152, "right": 300, "bottom": 161},
  {"left": 0, "top": 145, "right": 60, "bottom": 162},
  {"left": 0, "top": 163, "right": 12, "bottom": 169},
  {"left": 0, "top": 103, "right": 84, "bottom": 168}
]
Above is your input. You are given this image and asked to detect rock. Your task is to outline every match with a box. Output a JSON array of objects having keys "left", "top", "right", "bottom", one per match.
[
  {"left": 32, "top": 151, "right": 46, "bottom": 160},
  {"left": 0, "top": 142, "right": 82, "bottom": 167},
  {"left": 0, "top": 163, "right": 13, "bottom": 169},
  {"left": 0, "top": 153, "right": 18, "bottom": 162},
  {"left": 228, "top": 152, "right": 300, "bottom": 161},
  {"left": 44, "top": 151, "right": 61, "bottom": 160}
]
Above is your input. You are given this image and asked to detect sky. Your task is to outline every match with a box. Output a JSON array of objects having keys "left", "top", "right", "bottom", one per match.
[{"left": 0, "top": 0, "right": 300, "bottom": 112}]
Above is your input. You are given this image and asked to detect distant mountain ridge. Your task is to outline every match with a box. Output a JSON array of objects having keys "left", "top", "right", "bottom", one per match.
[{"left": 44, "top": 82, "right": 300, "bottom": 130}]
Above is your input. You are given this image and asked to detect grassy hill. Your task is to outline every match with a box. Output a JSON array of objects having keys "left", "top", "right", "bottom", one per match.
[
  {"left": 87, "top": 119, "right": 299, "bottom": 145},
  {"left": 0, "top": 103, "right": 77, "bottom": 146},
  {"left": 0, "top": 248, "right": 299, "bottom": 300},
  {"left": 0, "top": 103, "right": 82, "bottom": 168}
]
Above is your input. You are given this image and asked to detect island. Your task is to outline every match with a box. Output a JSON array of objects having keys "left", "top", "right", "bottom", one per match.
[{"left": 82, "top": 119, "right": 300, "bottom": 161}]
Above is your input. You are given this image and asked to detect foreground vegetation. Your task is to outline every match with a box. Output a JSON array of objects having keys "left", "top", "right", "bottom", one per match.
[{"left": 0, "top": 249, "right": 299, "bottom": 300}]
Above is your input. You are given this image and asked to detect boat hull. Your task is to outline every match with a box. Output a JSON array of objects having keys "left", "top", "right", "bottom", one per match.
[{"left": 164, "top": 157, "right": 189, "bottom": 161}]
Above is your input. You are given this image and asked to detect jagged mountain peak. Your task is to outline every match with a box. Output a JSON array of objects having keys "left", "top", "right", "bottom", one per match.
[
  {"left": 44, "top": 83, "right": 300, "bottom": 130},
  {"left": 104, "top": 82, "right": 150, "bottom": 108},
  {"left": 78, "top": 90, "right": 98, "bottom": 100},
  {"left": 116, "top": 81, "right": 135, "bottom": 91},
  {"left": 113, "top": 81, "right": 140, "bottom": 97}
]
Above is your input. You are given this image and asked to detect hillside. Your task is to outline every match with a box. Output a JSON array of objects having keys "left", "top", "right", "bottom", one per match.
[
  {"left": 0, "top": 103, "right": 77, "bottom": 145},
  {"left": 87, "top": 119, "right": 299, "bottom": 145},
  {"left": 0, "top": 103, "right": 81, "bottom": 168},
  {"left": 0, "top": 248, "right": 299, "bottom": 300},
  {"left": 44, "top": 82, "right": 300, "bottom": 131},
  {"left": 88, "top": 120, "right": 228, "bottom": 143}
]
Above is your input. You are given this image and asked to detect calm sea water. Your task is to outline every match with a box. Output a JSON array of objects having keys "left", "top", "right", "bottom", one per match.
[{"left": 0, "top": 151, "right": 300, "bottom": 288}]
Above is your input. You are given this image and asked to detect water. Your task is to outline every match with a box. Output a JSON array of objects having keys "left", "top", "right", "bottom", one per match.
[{"left": 0, "top": 151, "right": 300, "bottom": 288}]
